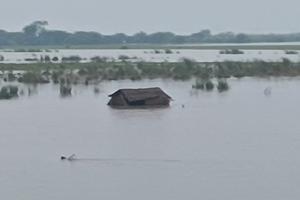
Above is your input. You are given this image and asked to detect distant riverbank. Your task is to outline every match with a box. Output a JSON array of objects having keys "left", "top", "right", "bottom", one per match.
[{"left": 2, "top": 42, "right": 300, "bottom": 50}]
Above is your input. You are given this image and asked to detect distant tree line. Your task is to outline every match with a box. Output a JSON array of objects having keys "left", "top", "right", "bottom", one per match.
[{"left": 1, "top": 21, "right": 300, "bottom": 46}]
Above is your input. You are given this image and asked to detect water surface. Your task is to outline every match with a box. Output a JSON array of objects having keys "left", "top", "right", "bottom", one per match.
[
  {"left": 1, "top": 49, "right": 300, "bottom": 63},
  {"left": 1, "top": 78, "right": 300, "bottom": 199}
]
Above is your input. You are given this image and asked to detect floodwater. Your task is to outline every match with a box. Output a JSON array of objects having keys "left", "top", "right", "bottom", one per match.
[
  {"left": 0, "top": 49, "right": 300, "bottom": 63},
  {"left": 1, "top": 78, "right": 300, "bottom": 200}
]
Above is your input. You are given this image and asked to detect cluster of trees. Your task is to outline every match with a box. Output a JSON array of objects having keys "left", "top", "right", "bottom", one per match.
[{"left": 1, "top": 21, "right": 300, "bottom": 46}]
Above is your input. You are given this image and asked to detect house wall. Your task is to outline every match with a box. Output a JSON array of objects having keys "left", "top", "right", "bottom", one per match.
[
  {"left": 108, "top": 94, "right": 128, "bottom": 106},
  {"left": 128, "top": 100, "right": 146, "bottom": 106},
  {"left": 109, "top": 94, "right": 170, "bottom": 107},
  {"left": 145, "top": 96, "right": 170, "bottom": 106}
]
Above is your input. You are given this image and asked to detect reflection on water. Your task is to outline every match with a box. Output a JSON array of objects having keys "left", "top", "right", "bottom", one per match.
[{"left": 1, "top": 78, "right": 300, "bottom": 200}]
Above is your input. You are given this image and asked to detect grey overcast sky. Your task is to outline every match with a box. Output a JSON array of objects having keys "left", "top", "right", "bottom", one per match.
[{"left": 0, "top": 0, "right": 299, "bottom": 34}]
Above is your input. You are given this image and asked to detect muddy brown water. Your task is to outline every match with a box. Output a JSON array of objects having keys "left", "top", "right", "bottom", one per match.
[{"left": 1, "top": 78, "right": 300, "bottom": 200}]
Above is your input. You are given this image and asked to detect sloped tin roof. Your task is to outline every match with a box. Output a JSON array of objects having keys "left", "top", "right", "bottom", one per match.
[{"left": 109, "top": 87, "right": 171, "bottom": 102}]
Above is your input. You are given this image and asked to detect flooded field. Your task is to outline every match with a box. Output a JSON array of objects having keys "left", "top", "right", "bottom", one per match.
[
  {"left": 1, "top": 78, "right": 300, "bottom": 199},
  {"left": 0, "top": 49, "right": 300, "bottom": 63}
]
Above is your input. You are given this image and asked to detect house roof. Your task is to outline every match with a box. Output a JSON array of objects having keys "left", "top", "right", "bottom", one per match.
[{"left": 109, "top": 87, "right": 171, "bottom": 102}]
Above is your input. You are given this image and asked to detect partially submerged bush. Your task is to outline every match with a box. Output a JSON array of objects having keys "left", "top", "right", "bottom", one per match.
[
  {"left": 217, "top": 79, "right": 229, "bottom": 92},
  {"left": 18, "top": 72, "right": 50, "bottom": 84},
  {"left": 285, "top": 50, "right": 298, "bottom": 55},
  {"left": 181, "top": 58, "right": 196, "bottom": 67},
  {"left": 52, "top": 57, "right": 59, "bottom": 62},
  {"left": 78, "top": 68, "right": 89, "bottom": 76},
  {"left": 165, "top": 49, "right": 173, "bottom": 54},
  {"left": 51, "top": 71, "right": 63, "bottom": 84},
  {"left": 62, "top": 56, "right": 82, "bottom": 63},
  {"left": 91, "top": 56, "right": 108, "bottom": 63},
  {"left": 154, "top": 50, "right": 162, "bottom": 54},
  {"left": 24, "top": 58, "right": 39, "bottom": 62},
  {"left": 172, "top": 64, "right": 193, "bottom": 80},
  {"left": 220, "top": 49, "right": 244, "bottom": 54},
  {"left": 192, "top": 79, "right": 205, "bottom": 90},
  {"left": 60, "top": 84, "right": 72, "bottom": 97},
  {"left": 118, "top": 55, "right": 130, "bottom": 60},
  {"left": 7, "top": 72, "right": 17, "bottom": 82},
  {"left": 0, "top": 86, "right": 18, "bottom": 99},
  {"left": 205, "top": 80, "right": 214, "bottom": 91},
  {"left": 14, "top": 49, "right": 43, "bottom": 52},
  {"left": 172, "top": 59, "right": 198, "bottom": 80},
  {"left": 40, "top": 55, "right": 51, "bottom": 63},
  {"left": 193, "top": 79, "right": 214, "bottom": 91}
]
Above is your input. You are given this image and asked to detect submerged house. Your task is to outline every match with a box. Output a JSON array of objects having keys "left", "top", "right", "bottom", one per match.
[{"left": 108, "top": 87, "right": 172, "bottom": 108}]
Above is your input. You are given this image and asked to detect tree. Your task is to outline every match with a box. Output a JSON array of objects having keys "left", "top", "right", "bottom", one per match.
[
  {"left": 188, "top": 30, "right": 211, "bottom": 42},
  {"left": 23, "top": 21, "right": 48, "bottom": 37},
  {"left": 130, "top": 32, "right": 147, "bottom": 43},
  {"left": 235, "top": 33, "right": 250, "bottom": 43}
]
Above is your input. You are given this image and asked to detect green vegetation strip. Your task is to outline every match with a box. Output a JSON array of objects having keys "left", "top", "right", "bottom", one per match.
[{"left": 1, "top": 59, "right": 299, "bottom": 81}]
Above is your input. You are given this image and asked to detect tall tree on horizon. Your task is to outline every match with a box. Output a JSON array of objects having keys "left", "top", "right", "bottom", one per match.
[{"left": 23, "top": 21, "right": 48, "bottom": 37}]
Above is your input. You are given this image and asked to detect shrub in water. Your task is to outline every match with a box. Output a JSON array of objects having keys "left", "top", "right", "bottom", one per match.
[
  {"left": 205, "top": 80, "right": 214, "bottom": 91},
  {"left": 62, "top": 56, "right": 82, "bottom": 63},
  {"left": 18, "top": 72, "right": 50, "bottom": 84},
  {"left": 91, "top": 56, "right": 107, "bottom": 63},
  {"left": 192, "top": 79, "right": 205, "bottom": 90},
  {"left": 118, "top": 55, "right": 130, "bottom": 60},
  {"left": 7, "top": 72, "right": 17, "bottom": 81},
  {"left": 60, "top": 84, "right": 72, "bottom": 97},
  {"left": 165, "top": 49, "right": 173, "bottom": 54},
  {"left": 154, "top": 50, "right": 161, "bottom": 54},
  {"left": 52, "top": 57, "right": 59, "bottom": 62},
  {"left": 0, "top": 86, "right": 18, "bottom": 99},
  {"left": 217, "top": 79, "right": 229, "bottom": 92},
  {"left": 220, "top": 49, "right": 244, "bottom": 54},
  {"left": 285, "top": 50, "right": 298, "bottom": 55}
]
